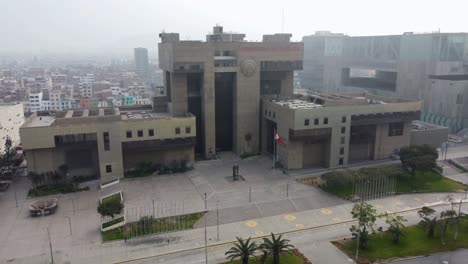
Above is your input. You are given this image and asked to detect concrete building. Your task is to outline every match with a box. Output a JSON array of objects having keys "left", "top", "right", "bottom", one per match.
[
  {"left": 0, "top": 103, "right": 25, "bottom": 152},
  {"left": 134, "top": 47, "right": 150, "bottom": 81},
  {"left": 300, "top": 32, "right": 468, "bottom": 133},
  {"left": 159, "top": 26, "right": 303, "bottom": 157},
  {"left": 20, "top": 106, "right": 196, "bottom": 184},
  {"left": 28, "top": 91, "right": 43, "bottom": 112},
  {"left": 410, "top": 120, "right": 448, "bottom": 148},
  {"left": 262, "top": 92, "right": 421, "bottom": 169}
]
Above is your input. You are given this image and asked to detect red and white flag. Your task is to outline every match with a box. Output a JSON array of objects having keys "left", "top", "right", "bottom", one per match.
[{"left": 274, "top": 130, "right": 282, "bottom": 144}]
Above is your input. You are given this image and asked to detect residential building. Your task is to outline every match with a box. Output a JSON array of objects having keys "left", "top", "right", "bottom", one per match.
[{"left": 28, "top": 91, "right": 43, "bottom": 112}]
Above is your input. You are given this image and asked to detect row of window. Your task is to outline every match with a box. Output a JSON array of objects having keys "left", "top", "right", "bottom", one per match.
[
  {"left": 125, "top": 127, "right": 191, "bottom": 139},
  {"left": 304, "top": 116, "right": 346, "bottom": 126}
]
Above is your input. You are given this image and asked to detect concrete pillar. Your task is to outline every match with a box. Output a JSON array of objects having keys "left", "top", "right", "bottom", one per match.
[
  {"left": 170, "top": 73, "right": 188, "bottom": 114},
  {"left": 202, "top": 66, "right": 216, "bottom": 158},
  {"left": 280, "top": 71, "right": 294, "bottom": 96},
  {"left": 96, "top": 124, "right": 124, "bottom": 184}
]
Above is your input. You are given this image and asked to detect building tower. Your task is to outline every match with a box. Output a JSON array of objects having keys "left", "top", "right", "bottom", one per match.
[{"left": 134, "top": 47, "right": 150, "bottom": 81}]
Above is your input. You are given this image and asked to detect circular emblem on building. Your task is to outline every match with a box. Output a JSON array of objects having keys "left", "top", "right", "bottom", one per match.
[{"left": 240, "top": 59, "right": 257, "bottom": 77}]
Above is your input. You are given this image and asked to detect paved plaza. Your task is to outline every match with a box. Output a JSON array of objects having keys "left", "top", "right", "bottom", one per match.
[{"left": 1, "top": 147, "right": 468, "bottom": 264}]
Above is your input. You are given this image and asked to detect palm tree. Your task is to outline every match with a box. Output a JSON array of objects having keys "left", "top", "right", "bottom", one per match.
[
  {"left": 225, "top": 237, "right": 258, "bottom": 264},
  {"left": 418, "top": 206, "right": 437, "bottom": 238},
  {"left": 261, "top": 233, "right": 294, "bottom": 264},
  {"left": 439, "top": 210, "right": 457, "bottom": 245}
]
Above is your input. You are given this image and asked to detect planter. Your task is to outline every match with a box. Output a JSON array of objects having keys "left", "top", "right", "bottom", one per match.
[{"left": 100, "top": 191, "right": 125, "bottom": 231}]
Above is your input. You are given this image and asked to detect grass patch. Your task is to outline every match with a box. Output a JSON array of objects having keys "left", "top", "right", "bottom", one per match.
[
  {"left": 338, "top": 219, "right": 468, "bottom": 262},
  {"left": 307, "top": 165, "right": 465, "bottom": 199},
  {"left": 102, "top": 192, "right": 121, "bottom": 204},
  {"left": 102, "top": 212, "right": 204, "bottom": 241},
  {"left": 28, "top": 182, "right": 89, "bottom": 198},
  {"left": 221, "top": 252, "right": 305, "bottom": 264},
  {"left": 102, "top": 216, "right": 125, "bottom": 229}
]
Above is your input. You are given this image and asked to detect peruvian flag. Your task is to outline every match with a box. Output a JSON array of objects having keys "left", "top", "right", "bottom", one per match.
[{"left": 274, "top": 130, "right": 282, "bottom": 144}]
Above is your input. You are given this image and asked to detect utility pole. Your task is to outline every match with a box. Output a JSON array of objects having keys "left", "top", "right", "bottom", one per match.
[
  {"left": 216, "top": 201, "right": 220, "bottom": 241},
  {"left": 204, "top": 193, "right": 208, "bottom": 264},
  {"left": 47, "top": 227, "right": 54, "bottom": 264}
]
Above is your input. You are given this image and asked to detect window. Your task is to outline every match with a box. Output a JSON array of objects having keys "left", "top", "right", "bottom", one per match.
[
  {"left": 268, "top": 111, "right": 271, "bottom": 117},
  {"left": 149, "top": 129, "right": 154, "bottom": 137},
  {"left": 314, "top": 118, "right": 319, "bottom": 125},
  {"left": 324, "top": 118, "right": 328, "bottom": 125},
  {"left": 272, "top": 112, "right": 276, "bottom": 118},
  {"left": 126, "top": 130, "right": 132, "bottom": 138},
  {"left": 265, "top": 109, "right": 267, "bottom": 116},
  {"left": 186, "top": 126, "right": 191, "bottom": 134},
  {"left": 137, "top": 130, "right": 143, "bottom": 137},
  {"left": 388, "top": 122, "right": 404, "bottom": 136},
  {"left": 304, "top": 119, "right": 310, "bottom": 126},
  {"left": 175, "top": 127, "right": 181, "bottom": 134},
  {"left": 340, "top": 147, "right": 344, "bottom": 155},
  {"left": 339, "top": 158, "right": 344, "bottom": 165},
  {"left": 341, "top": 127, "right": 346, "bottom": 134},
  {"left": 340, "top": 136, "right": 345, "bottom": 144},
  {"left": 103, "top": 132, "right": 110, "bottom": 151},
  {"left": 457, "top": 94, "right": 463, "bottom": 104},
  {"left": 342, "top": 116, "right": 347, "bottom": 123},
  {"left": 106, "top": 165, "right": 112, "bottom": 173}
]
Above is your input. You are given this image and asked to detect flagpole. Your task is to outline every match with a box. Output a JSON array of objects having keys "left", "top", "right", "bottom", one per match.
[{"left": 273, "top": 130, "right": 276, "bottom": 170}]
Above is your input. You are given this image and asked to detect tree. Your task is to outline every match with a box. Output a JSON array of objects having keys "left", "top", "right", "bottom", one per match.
[
  {"left": 97, "top": 198, "right": 123, "bottom": 219},
  {"left": 261, "top": 233, "right": 294, "bottom": 264},
  {"left": 2, "top": 136, "right": 16, "bottom": 166},
  {"left": 439, "top": 209, "right": 457, "bottom": 245},
  {"left": 225, "top": 237, "right": 258, "bottom": 264},
  {"left": 350, "top": 202, "right": 378, "bottom": 249},
  {"left": 399, "top": 145, "right": 438, "bottom": 175},
  {"left": 418, "top": 206, "right": 437, "bottom": 238},
  {"left": 383, "top": 213, "right": 407, "bottom": 244}
]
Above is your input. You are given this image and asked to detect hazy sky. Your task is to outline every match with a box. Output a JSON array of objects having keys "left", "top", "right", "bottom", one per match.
[{"left": 1, "top": 0, "right": 467, "bottom": 55}]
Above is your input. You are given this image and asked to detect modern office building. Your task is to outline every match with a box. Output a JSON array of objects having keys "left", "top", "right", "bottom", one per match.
[
  {"left": 134, "top": 47, "right": 150, "bottom": 81},
  {"left": 0, "top": 103, "right": 25, "bottom": 152},
  {"left": 158, "top": 26, "right": 303, "bottom": 157},
  {"left": 300, "top": 32, "right": 468, "bottom": 133},
  {"left": 263, "top": 91, "right": 421, "bottom": 169},
  {"left": 20, "top": 106, "right": 195, "bottom": 184}
]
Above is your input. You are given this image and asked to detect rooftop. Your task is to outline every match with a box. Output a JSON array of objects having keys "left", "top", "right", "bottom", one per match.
[
  {"left": 271, "top": 91, "right": 418, "bottom": 109},
  {"left": 22, "top": 106, "right": 191, "bottom": 128}
]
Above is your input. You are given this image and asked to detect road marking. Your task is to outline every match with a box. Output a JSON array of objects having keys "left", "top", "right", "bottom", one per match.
[
  {"left": 414, "top": 198, "right": 422, "bottom": 202},
  {"left": 255, "top": 230, "right": 264, "bottom": 236},
  {"left": 115, "top": 202, "right": 466, "bottom": 264},
  {"left": 332, "top": 217, "right": 341, "bottom": 222},
  {"left": 295, "top": 224, "right": 304, "bottom": 229},
  {"left": 284, "top": 214, "right": 296, "bottom": 221},
  {"left": 375, "top": 204, "right": 383, "bottom": 209},
  {"left": 245, "top": 221, "right": 257, "bottom": 228},
  {"left": 321, "top": 208, "right": 333, "bottom": 215}
]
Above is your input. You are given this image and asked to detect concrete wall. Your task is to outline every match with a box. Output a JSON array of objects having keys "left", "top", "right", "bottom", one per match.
[
  {"left": 411, "top": 127, "right": 448, "bottom": 148},
  {"left": 122, "top": 145, "right": 194, "bottom": 171},
  {"left": 0, "top": 103, "right": 24, "bottom": 152},
  {"left": 373, "top": 121, "right": 412, "bottom": 160}
]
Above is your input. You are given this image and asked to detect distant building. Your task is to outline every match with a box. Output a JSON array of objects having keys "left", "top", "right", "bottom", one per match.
[
  {"left": 0, "top": 103, "right": 24, "bottom": 152},
  {"left": 28, "top": 91, "right": 43, "bottom": 112},
  {"left": 134, "top": 47, "right": 150, "bottom": 81},
  {"left": 300, "top": 31, "right": 468, "bottom": 133}
]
